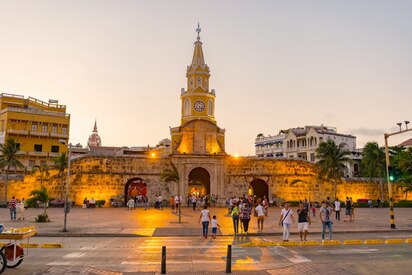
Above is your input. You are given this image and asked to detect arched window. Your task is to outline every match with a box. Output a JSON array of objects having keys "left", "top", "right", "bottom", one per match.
[
  {"left": 184, "top": 98, "right": 191, "bottom": 116},
  {"left": 197, "top": 77, "right": 202, "bottom": 86},
  {"left": 208, "top": 99, "right": 213, "bottom": 116}
]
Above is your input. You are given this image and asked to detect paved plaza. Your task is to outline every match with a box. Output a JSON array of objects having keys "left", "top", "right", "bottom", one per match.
[{"left": 2, "top": 206, "right": 411, "bottom": 238}]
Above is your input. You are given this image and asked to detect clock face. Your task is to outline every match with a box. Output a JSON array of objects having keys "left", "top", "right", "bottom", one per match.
[{"left": 194, "top": 101, "right": 205, "bottom": 112}]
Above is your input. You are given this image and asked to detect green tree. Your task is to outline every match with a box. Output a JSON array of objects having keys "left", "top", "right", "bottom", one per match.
[
  {"left": 361, "top": 142, "right": 386, "bottom": 201},
  {"left": 316, "top": 140, "right": 351, "bottom": 199},
  {"left": 27, "top": 187, "right": 50, "bottom": 220},
  {"left": 160, "top": 160, "right": 181, "bottom": 223},
  {"left": 52, "top": 153, "right": 68, "bottom": 199},
  {"left": 32, "top": 164, "right": 50, "bottom": 188},
  {"left": 397, "top": 181, "right": 412, "bottom": 201},
  {"left": 397, "top": 147, "right": 412, "bottom": 176},
  {"left": 0, "top": 138, "right": 24, "bottom": 201}
]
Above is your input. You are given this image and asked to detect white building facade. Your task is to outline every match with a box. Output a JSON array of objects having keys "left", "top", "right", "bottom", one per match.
[{"left": 255, "top": 125, "right": 361, "bottom": 177}]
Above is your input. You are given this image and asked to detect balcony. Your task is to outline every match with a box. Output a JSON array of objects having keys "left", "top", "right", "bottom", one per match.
[
  {"left": 7, "top": 129, "right": 29, "bottom": 135},
  {"left": 48, "top": 152, "right": 60, "bottom": 158},
  {"left": 28, "top": 151, "right": 48, "bottom": 157},
  {"left": 29, "top": 131, "right": 50, "bottom": 137},
  {"left": 50, "top": 132, "right": 69, "bottom": 139}
]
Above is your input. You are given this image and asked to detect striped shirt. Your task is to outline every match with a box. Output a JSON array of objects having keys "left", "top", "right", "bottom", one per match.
[{"left": 8, "top": 198, "right": 17, "bottom": 208}]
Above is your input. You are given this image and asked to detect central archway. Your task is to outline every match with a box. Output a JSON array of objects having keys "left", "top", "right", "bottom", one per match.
[
  {"left": 248, "top": 179, "right": 269, "bottom": 201},
  {"left": 188, "top": 167, "right": 210, "bottom": 197}
]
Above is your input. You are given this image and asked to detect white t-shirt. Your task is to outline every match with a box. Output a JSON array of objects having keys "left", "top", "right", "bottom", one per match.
[
  {"left": 174, "top": 196, "right": 179, "bottom": 203},
  {"left": 201, "top": 209, "right": 210, "bottom": 222},
  {"left": 255, "top": 204, "right": 265, "bottom": 217},
  {"left": 334, "top": 201, "right": 341, "bottom": 211},
  {"left": 211, "top": 219, "right": 218, "bottom": 228},
  {"left": 191, "top": 196, "right": 197, "bottom": 203},
  {"left": 281, "top": 208, "right": 293, "bottom": 224}
]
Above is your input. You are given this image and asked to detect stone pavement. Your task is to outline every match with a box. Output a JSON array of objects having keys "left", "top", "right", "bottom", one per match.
[{"left": 1, "top": 206, "right": 411, "bottom": 237}]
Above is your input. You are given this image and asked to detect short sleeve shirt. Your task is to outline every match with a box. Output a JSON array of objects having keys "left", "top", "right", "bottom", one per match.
[
  {"left": 201, "top": 209, "right": 210, "bottom": 222},
  {"left": 281, "top": 208, "right": 293, "bottom": 224},
  {"left": 255, "top": 204, "right": 265, "bottom": 217},
  {"left": 211, "top": 219, "right": 218, "bottom": 228}
]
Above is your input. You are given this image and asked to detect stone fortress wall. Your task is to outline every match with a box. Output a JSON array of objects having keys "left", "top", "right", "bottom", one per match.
[{"left": 2, "top": 156, "right": 405, "bottom": 206}]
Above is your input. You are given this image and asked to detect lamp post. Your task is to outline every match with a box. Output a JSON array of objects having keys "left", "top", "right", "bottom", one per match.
[
  {"left": 384, "top": 121, "right": 412, "bottom": 229},
  {"left": 59, "top": 140, "right": 71, "bottom": 232}
]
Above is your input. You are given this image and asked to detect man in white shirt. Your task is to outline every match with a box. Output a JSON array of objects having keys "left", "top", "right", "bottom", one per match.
[
  {"left": 279, "top": 202, "right": 294, "bottom": 241},
  {"left": 255, "top": 199, "right": 265, "bottom": 234},
  {"left": 334, "top": 198, "right": 341, "bottom": 220}
]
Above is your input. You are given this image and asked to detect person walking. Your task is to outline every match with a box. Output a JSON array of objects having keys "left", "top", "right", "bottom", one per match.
[
  {"left": 344, "top": 197, "right": 352, "bottom": 221},
  {"left": 320, "top": 201, "right": 333, "bottom": 240},
  {"left": 334, "top": 198, "right": 341, "bottom": 220},
  {"left": 198, "top": 205, "right": 211, "bottom": 239},
  {"left": 191, "top": 195, "right": 197, "bottom": 211},
  {"left": 231, "top": 202, "right": 240, "bottom": 235},
  {"left": 8, "top": 196, "right": 18, "bottom": 221},
  {"left": 211, "top": 215, "right": 220, "bottom": 239},
  {"left": 279, "top": 202, "right": 294, "bottom": 242},
  {"left": 169, "top": 196, "right": 175, "bottom": 213},
  {"left": 240, "top": 202, "right": 252, "bottom": 235},
  {"left": 297, "top": 202, "right": 311, "bottom": 241},
  {"left": 255, "top": 199, "right": 265, "bottom": 234}
]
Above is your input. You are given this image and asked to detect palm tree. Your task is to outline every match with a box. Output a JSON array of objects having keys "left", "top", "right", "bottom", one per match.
[
  {"left": 0, "top": 138, "right": 24, "bottom": 201},
  {"left": 27, "top": 187, "right": 50, "bottom": 218},
  {"left": 316, "top": 140, "right": 351, "bottom": 199},
  {"left": 32, "top": 164, "right": 50, "bottom": 188},
  {"left": 361, "top": 142, "right": 386, "bottom": 201},
  {"left": 397, "top": 181, "right": 412, "bottom": 200},
  {"left": 160, "top": 160, "right": 181, "bottom": 223},
  {"left": 52, "top": 153, "right": 68, "bottom": 199},
  {"left": 397, "top": 147, "right": 412, "bottom": 176}
]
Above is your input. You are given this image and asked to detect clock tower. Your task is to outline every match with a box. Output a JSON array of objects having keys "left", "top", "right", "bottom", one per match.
[
  {"left": 180, "top": 24, "right": 216, "bottom": 125},
  {"left": 170, "top": 25, "right": 225, "bottom": 155}
]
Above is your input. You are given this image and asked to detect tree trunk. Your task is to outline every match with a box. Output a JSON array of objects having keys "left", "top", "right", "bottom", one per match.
[{"left": 4, "top": 168, "right": 9, "bottom": 202}]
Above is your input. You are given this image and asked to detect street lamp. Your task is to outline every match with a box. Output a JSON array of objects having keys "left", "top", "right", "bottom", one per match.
[
  {"left": 384, "top": 120, "right": 412, "bottom": 229},
  {"left": 59, "top": 139, "right": 71, "bottom": 232}
]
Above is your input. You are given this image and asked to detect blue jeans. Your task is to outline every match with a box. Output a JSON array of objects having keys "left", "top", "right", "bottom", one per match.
[
  {"left": 10, "top": 207, "right": 16, "bottom": 220},
  {"left": 322, "top": 221, "right": 333, "bottom": 240},
  {"left": 202, "top": 221, "right": 209, "bottom": 237},
  {"left": 232, "top": 215, "right": 239, "bottom": 233}
]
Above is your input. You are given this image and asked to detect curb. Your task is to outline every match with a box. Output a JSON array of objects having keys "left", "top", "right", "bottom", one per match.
[
  {"left": 35, "top": 229, "right": 412, "bottom": 238},
  {"left": 240, "top": 238, "right": 412, "bottom": 247}
]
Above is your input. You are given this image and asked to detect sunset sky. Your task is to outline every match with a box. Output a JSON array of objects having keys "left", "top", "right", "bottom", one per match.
[{"left": 1, "top": 1, "right": 411, "bottom": 155}]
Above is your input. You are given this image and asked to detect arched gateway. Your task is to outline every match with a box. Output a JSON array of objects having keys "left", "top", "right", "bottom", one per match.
[
  {"left": 188, "top": 167, "right": 210, "bottom": 196},
  {"left": 248, "top": 179, "right": 269, "bottom": 201},
  {"left": 124, "top": 178, "right": 147, "bottom": 205}
]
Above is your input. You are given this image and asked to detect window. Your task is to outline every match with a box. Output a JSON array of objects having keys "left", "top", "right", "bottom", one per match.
[
  {"left": 52, "top": 126, "right": 57, "bottom": 133},
  {"left": 310, "top": 153, "right": 315, "bottom": 162},
  {"left": 32, "top": 124, "right": 38, "bottom": 131},
  {"left": 40, "top": 160, "right": 46, "bottom": 166},
  {"left": 51, "top": 145, "right": 59, "bottom": 153},
  {"left": 42, "top": 125, "right": 48, "bottom": 132},
  {"left": 184, "top": 98, "right": 191, "bottom": 116},
  {"left": 208, "top": 99, "right": 213, "bottom": 116},
  {"left": 34, "top": 144, "right": 42, "bottom": 152},
  {"left": 197, "top": 77, "right": 202, "bottom": 86},
  {"left": 29, "top": 160, "right": 35, "bottom": 167},
  {"left": 62, "top": 127, "right": 67, "bottom": 134}
]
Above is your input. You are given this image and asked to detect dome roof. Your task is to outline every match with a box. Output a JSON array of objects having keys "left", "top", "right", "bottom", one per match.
[{"left": 87, "top": 120, "right": 102, "bottom": 147}]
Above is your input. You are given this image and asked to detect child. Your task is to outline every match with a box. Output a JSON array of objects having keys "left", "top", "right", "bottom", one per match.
[
  {"left": 211, "top": 215, "right": 220, "bottom": 239},
  {"left": 311, "top": 202, "right": 316, "bottom": 217}
]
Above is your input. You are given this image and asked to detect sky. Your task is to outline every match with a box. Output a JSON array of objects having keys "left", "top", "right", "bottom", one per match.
[{"left": 1, "top": 1, "right": 411, "bottom": 156}]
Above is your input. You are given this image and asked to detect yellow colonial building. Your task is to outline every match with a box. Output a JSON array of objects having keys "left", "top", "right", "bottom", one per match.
[{"left": 0, "top": 93, "right": 70, "bottom": 171}]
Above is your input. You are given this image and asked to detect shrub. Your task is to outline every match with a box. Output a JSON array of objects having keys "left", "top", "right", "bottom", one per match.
[
  {"left": 95, "top": 200, "right": 106, "bottom": 208},
  {"left": 35, "top": 213, "right": 50, "bottom": 223},
  {"left": 357, "top": 198, "right": 369, "bottom": 203},
  {"left": 286, "top": 201, "right": 300, "bottom": 207},
  {"left": 394, "top": 201, "right": 412, "bottom": 207}
]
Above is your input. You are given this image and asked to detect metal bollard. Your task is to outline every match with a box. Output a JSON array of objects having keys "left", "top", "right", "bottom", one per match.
[
  {"left": 226, "top": 244, "right": 232, "bottom": 273},
  {"left": 161, "top": 246, "right": 166, "bottom": 274}
]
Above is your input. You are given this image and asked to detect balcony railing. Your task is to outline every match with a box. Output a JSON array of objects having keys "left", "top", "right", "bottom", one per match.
[
  {"left": 29, "top": 131, "right": 50, "bottom": 137},
  {"left": 50, "top": 132, "right": 69, "bottom": 139},
  {"left": 28, "top": 151, "right": 48, "bottom": 157},
  {"left": 7, "top": 129, "right": 29, "bottom": 135}
]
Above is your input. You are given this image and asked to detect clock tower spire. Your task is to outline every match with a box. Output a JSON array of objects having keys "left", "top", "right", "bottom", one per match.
[
  {"left": 170, "top": 25, "right": 225, "bottom": 155},
  {"left": 180, "top": 24, "right": 216, "bottom": 125}
]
